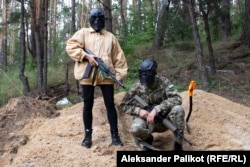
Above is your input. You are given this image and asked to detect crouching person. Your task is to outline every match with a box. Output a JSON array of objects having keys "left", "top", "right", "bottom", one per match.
[{"left": 118, "top": 59, "right": 185, "bottom": 151}]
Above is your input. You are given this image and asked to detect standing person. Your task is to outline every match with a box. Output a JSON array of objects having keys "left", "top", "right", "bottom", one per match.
[
  {"left": 66, "top": 8, "right": 127, "bottom": 148},
  {"left": 119, "top": 58, "right": 185, "bottom": 151}
]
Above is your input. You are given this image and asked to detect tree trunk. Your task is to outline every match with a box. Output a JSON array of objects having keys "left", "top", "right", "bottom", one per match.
[
  {"left": 181, "top": 0, "right": 190, "bottom": 21},
  {"left": 199, "top": 0, "right": 216, "bottom": 75},
  {"left": 9, "top": 0, "right": 17, "bottom": 65},
  {"left": 30, "top": 0, "right": 49, "bottom": 98},
  {"left": 42, "top": 0, "right": 48, "bottom": 98},
  {"left": 152, "top": 0, "right": 170, "bottom": 50},
  {"left": 240, "top": 0, "right": 250, "bottom": 47},
  {"left": 48, "top": 0, "right": 58, "bottom": 60},
  {"left": 27, "top": 9, "right": 36, "bottom": 64},
  {"left": 120, "top": 0, "right": 128, "bottom": 37},
  {"left": 71, "top": 0, "right": 76, "bottom": 33},
  {"left": 66, "top": 0, "right": 77, "bottom": 95},
  {"left": 137, "top": 0, "right": 142, "bottom": 31},
  {"left": 187, "top": 0, "right": 208, "bottom": 90},
  {"left": 220, "top": 0, "right": 231, "bottom": 40},
  {"left": 80, "top": 0, "right": 86, "bottom": 27},
  {"left": 103, "top": 0, "right": 113, "bottom": 33},
  {"left": 19, "top": 0, "right": 30, "bottom": 94},
  {"left": 203, "top": 15, "right": 216, "bottom": 75},
  {"left": 0, "top": 0, "right": 7, "bottom": 71}
]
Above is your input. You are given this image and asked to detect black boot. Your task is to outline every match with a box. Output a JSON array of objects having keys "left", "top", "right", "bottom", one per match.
[
  {"left": 143, "top": 134, "right": 154, "bottom": 151},
  {"left": 111, "top": 129, "right": 123, "bottom": 146},
  {"left": 81, "top": 129, "right": 92, "bottom": 148},
  {"left": 173, "top": 141, "right": 183, "bottom": 151},
  {"left": 173, "top": 129, "right": 183, "bottom": 151}
]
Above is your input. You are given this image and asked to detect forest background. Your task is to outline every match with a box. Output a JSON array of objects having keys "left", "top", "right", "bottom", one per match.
[{"left": 0, "top": 0, "right": 249, "bottom": 108}]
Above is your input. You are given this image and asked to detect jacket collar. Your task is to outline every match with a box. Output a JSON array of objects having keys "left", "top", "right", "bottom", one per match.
[{"left": 89, "top": 27, "right": 105, "bottom": 35}]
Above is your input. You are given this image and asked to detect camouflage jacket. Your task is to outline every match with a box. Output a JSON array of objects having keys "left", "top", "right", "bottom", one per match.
[{"left": 118, "top": 76, "right": 183, "bottom": 117}]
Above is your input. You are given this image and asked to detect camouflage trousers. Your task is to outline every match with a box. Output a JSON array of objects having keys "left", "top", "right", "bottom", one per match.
[{"left": 129, "top": 105, "right": 185, "bottom": 144}]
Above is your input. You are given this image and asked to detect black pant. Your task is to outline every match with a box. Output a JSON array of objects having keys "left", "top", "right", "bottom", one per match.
[{"left": 81, "top": 84, "right": 118, "bottom": 131}]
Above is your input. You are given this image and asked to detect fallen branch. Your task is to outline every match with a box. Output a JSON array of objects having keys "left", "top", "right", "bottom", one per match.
[
  {"left": 230, "top": 52, "right": 250, "bottom": 60},
  {"left": 216, "top": 70, "right": 235, "bottom": 74},
  {"left": 0, "top": 113, "right": 17, "bottom": 116}
]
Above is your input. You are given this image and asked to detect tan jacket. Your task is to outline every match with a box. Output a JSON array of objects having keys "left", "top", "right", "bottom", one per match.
[{"left": 66, "top": 27, "right": 128, "bottom": 86}]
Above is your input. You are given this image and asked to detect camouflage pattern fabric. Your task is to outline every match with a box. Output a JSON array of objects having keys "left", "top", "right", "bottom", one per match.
[{"left": 119, "top": 75, "right": 185, "bottom": 146}]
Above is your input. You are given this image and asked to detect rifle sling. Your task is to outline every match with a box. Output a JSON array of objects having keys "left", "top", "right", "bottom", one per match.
[{"left": 92, "top": 66, "right": 98, "bottom": 86}]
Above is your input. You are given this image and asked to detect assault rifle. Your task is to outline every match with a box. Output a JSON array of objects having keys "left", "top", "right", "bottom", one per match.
[
  {"left": 132, "top": 95, "right": 193, "bottom": 146},
  {"left": 82, "top": 48, "right": 126, "bottom": 89}
]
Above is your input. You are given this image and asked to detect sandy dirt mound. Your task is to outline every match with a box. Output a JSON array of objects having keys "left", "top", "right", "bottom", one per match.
[{"left": 0, "top": 90, "right": 250, "bottom": 167}]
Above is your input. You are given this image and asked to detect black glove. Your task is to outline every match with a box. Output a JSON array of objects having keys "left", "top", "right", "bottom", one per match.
[{"left": 154, "top": 112, "right": 166, "bottom": 123}]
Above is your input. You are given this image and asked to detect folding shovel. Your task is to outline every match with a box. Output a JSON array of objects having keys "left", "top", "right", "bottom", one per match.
[{"left": 186, "top": 80, "right": 196, "bottom": 134}]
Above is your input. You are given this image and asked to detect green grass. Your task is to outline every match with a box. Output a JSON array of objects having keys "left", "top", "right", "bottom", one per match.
[
  {"left": 0, "top": 68, "right": 23, "bottom": 106},
  {"left": 0, "top": 62, "right": 67, "bottom": 107}
]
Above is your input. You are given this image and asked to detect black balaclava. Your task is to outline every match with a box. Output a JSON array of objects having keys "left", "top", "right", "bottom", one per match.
[
  {"left": 139, "top": 59, "right": 157, "bottom": 87},
  {"left": 89, "top": 8, "right": 105, "bottom": 32}
]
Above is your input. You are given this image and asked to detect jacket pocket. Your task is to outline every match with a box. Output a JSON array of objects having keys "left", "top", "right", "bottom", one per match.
[{"left": 74, "top": 61, "right": 89, "bottom": 80}]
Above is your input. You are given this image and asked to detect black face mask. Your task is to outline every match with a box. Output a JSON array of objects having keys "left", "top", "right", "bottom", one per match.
[
  {"left": 139, "top": 69, "right": 156, "bottom": 86},
  {"left": 138, "top": 59, "right": 157, "bottom": 87},
  {"left": 89, "top": 8, "right": 105, "bottom": 32}
]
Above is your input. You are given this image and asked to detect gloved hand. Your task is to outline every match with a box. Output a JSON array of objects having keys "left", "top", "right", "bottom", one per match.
[{"left": 154, "top": 112, "right": 166, "bottom": 123}]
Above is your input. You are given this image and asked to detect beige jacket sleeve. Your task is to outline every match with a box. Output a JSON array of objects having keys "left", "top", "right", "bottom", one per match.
[
  {"left": 65, "top": 29, "right": 88, "bottom": 63},
  {"left": 111, "top": 36, "right": 128, "bottom": 81}
]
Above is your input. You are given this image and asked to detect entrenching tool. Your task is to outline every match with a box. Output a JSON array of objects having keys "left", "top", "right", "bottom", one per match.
[{"left": 186, "top": 80, "right": 196, "bottom": 134}]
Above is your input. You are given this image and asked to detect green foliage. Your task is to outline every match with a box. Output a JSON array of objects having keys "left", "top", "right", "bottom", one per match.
[
  {"left": 0, "top": 68, "right": 23, "bottom": 107},
  {"left": 115, "top": 78, "right": 137, "bottom": 94},
  {"left": 8, "top": 12, "right": 21, "bottom": 24},
  {"left": 169, "top": 41, "right": 195, "bottom": 51},
  {"left": 120, "top": 30, "right": 154, "bottom": 55},
  {"left": 230, "top": 1, "right": 245, "bottom": 37},
  {"left": 209, "top": 80, "right": 219, "bottom": 89},
  {"left": 209, "top": 18, "right": 220, "bottom": 41},
  {"left": 174, "top": 83, "right": 188, "bottom": 93},
  {"left": 164, "top": 11, "right": 193, "bottom": 43},
  {"left": 0, "top": 61, "right": 67, "bottom": 107},
  {"left": 126, "top": 58, "right": 141, "bottom": 81},
  {"left": 47, "top": 63, "right": 67, "bottom": 86}
]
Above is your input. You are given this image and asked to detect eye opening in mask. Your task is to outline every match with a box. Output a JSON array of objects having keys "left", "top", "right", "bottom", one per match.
[
  {"left": 91, "top": 15, "right": 104, "bottom": 20},
  {"left": 139, "top": 69, "right": 154, "bottom": 76}
]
